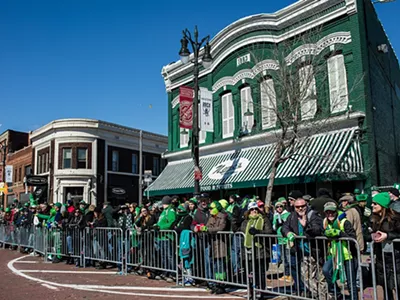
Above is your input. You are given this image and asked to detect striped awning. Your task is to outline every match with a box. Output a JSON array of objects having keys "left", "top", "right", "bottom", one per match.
[{"left": 145, "top": 127, "right": 364, "bottom": 196}]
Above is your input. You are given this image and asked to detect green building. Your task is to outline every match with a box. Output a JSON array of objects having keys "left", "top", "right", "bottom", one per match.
[{"left": 146, "top": 0, "right": 400, "bottom": 200}]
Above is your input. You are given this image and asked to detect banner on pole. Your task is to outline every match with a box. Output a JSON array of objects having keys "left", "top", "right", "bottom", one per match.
[
  {"left": 179, "top": 86, "right": 194, "bottom": 129},
  {"left": 5, "top": 165, "right": 13, "bottom": 184},
  {"left": 199, "top": 87, "right": 214, "bottom": 132}
]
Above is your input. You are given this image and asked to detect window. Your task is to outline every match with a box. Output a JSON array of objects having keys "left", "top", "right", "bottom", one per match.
[
  {"left": 45, "top": 153, "right": 49, "bottom": 173},
  {"left": 142, "top": 155, "right": 146, "bottom": 173},
  {"left": 132, "top": 154, "right": 138, "bottom": 174},
  {"left": 153, "top": 157, "right": 160, "bottom": 176},
  {"left": 112, "top": 150, "right": 119, "bottom": 172},
  {"left": 24, "top": 165, "right": 31, "bottom": 177},
  {"left": 222, "top": 93, "right": 234, "bottom": 138},
  {"left": 18, "top": 167, "right": 22, "bottom": 182},
  {"left": 77, "top": 148, "right": 88, "bottom": 169},
  {"left": 180, "top": 130, "right": 189, "bottom": 148},
  {"left": 327, "top": 54, "right": 348, "bottom": 113},
  {"left": 240, "top": 86, "right": 254, "bottom": 133},
  {"left": 299, "top": 65, "right": 317, "bottom": 120},
  {"left": 260, "top": 78, "right": 277, "bottom": 129},
  {"left": 63, "top": 148, "right": 72, "bottom": 169},
  {"left": 37, "top": 155, "right": 41, "bottom": 173}
]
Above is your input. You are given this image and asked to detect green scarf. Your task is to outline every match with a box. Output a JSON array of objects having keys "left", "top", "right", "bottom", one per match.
[{"left": 244, "top": 214, "right": 264, "bottom": 248}]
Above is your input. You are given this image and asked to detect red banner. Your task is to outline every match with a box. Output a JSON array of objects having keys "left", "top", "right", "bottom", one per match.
[{"left": 179, "top": 86, "right": 194, "bottom": 129}]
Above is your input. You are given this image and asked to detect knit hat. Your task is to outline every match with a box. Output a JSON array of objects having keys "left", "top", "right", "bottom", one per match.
[
  {"left": 278, "top": 197, "right": 287, "bottom": 203},
  {"left": 324, "top": 202, "right": 338, "bottom": 212},
  {"left": 288, "top": 190, "right": 303, "bottom": 200},
  {"left": 275, "top": 201, "right": 284, "bottom": 208},
  {"left": 248, "top": 201, "right": 259, "bottom": 211},
  {"left": 161, "top": 196, "right": 172, "bottom": 205},
  {"left": 54, "top": 202, "right": 62, "bottom": 209},
  {"left": 209, "top": 200, "right": 222, "bottom": 216},
  {"left": 373, "top": 192, "right": 391, "bottom": 208},
  {"left": 219, "top": 199, "right": 229, "bottom": 210},
  {"left": 303, "top": 195, "right": 313, "bottom": 202},
  {"left": 356, "top": 194, "right": 368, "bottom": 202},
  {"left": 354, "top": 188, "right": 361, "bottom": 195},
  {"left": 5, "top": 208, "right": 11, "bottom": 213},
  {"left": 188, "top": 197, "right": 198, "bottom": 206},
  {"left": 388, "top": 188, "right": 400, "bottom": 198}
]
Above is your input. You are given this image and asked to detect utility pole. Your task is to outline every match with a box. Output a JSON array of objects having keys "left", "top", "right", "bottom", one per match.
[
  {"left": 1, "top": 142, "right": 7, "bottom": 207},
  {"left": 138, "top": 130, "right": 143, "bottom": 206}
]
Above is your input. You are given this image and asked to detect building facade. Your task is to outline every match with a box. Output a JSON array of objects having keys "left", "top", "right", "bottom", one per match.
[
  {"left": 0, "top": 130, "right": 30, "bottom": 207},
  {"left": 146, "top": 0, "right": 400, "bottom": 199},
  {"left": 30, "top": 119, "right": 167, "bottom": 206}
]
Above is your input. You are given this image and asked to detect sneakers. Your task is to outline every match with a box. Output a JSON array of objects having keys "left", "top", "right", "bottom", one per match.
[
  {"left": 278, "top": 275, "right": 292, "bottom": 282},
  {"left": 155, "top": 275, "right": 162, "bottom": 280},
  {"left": 183, "top": 279, "right": 194, "bottom": 286},
  {"left": 166, "top": 277, "right": 174, "bottom": 283}
]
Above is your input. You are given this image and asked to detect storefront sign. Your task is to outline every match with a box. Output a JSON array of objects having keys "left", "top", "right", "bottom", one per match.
[
  {"left": 202, "top": 183, "right": 233, "bottom": 191},
  {"left": 179, "top": 86, "right": 194, "bottom": 129},
  {"left": 199, "top": 87, "right": 213, "bottom": 132},
  {"left": 208, "top": 158, "right": 249, "bottom": 180},
  {"left": 26, "top": 175, "right": 48, "bottom": 186},
  {"left": 112, "top": 187, "right": 126, "bottom": 195},
  {"left": 237, "top": 53, "right": 250, "bottom": 67}
]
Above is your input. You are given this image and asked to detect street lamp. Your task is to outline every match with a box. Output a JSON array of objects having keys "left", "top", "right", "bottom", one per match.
[{"left": 178, "top": 26, "right": 213, "bottom": 195}]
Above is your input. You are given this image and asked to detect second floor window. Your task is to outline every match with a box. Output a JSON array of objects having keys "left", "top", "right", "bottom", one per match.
[
  {"left": 222, "top": 93, "right": 234, "bottom": 138},
  {"left": 153, "top": 157, "right": 160, "bottom": 176},
  {"left": 240, "top": 86, "right": 254, "bottom": 133},
  {"left": 63, "top": 148, "right": 72, "bottom": 169},
  {"left": 260, "top": 78, "right": 277, "bottom": 129},
  {"left": 112, "top": 150, "right": 119, "bottom": 172},
  {"left": 299, "top": 64, "right": 317, "bottom": 120},
  {"left": 132, "top": 154, "right": 138, "bottom": 174},
  {"left": 77, "top": 148, "right": 88, "bottom": 169},
  {"left": 327, "top": 54, "right": 348, "bottom": 113}
]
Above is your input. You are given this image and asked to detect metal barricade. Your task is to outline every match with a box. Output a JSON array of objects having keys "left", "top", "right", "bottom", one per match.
[
  {"left": 185, "top": 231, "right": 249, "bottom": 294},
  {"left": 3, "top": 225, "right": 20, "bottom": 249},
  {"left": 33, "top": 226, "right": 46, "bottom": 256},
  {"left": 0, "top": 224, "right": 4, "bottom": 245},
  {"left": 84, "top": 227, "right": 124, "bottom": 273},
  {"left": 125, "top": 229, "right": 178, "bottom": 283},
  {"left": 19, "top": 226, "right": 35, "bottom": 251},
  {"left": 370, "top": 239, "right": 400, "bottom": 300},
  {"left": 251, "top": 234, "right": 363, "bottom": 300},
  {"left": 46, "top": 226, "right": 83, "bottom": 261}
]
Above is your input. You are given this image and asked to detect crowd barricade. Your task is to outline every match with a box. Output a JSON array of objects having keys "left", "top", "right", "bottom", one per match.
[
  {"left": 183, "top": 231, "right": 249, "bottom": 293},
  {"left": 46, "top": 226, "right": 83, "bottom": 262},
  {"left": 33, "top": 226, "right": 46, "bottom": 256},
  {"left": 83, "top": 227, "right": 125, "bottom": 273},
  {"left": 126, "top": 229, "right": 179, "bottom": 283},
  {"left": 19, "top": 226, "right": 35, "bottom": 251},
  {"left": 251, "top": 234, "right": 363, "bottom": 300},
  {"left": 3, "top": 225, "right": 20, "bottom": 249},
  {"left": 370, "top": 238, "right": 400, "bottom": 300},
  {"left": 0, "top": 224, "right": 4, "bottom": 245}
]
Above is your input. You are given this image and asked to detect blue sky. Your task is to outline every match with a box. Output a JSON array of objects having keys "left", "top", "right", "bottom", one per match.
[{"left": 0, "top": 0, "right": 399, "bottom": 136}]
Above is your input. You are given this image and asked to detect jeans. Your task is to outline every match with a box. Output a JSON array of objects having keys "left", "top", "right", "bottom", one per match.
[
  {"left": 280, "top": 245, "right": 290, "bottom": 276},
  {"left": 323, "top": 258, "right": 357, "bottom": 300},
  {"left": 159, "top": 239, "right": 175, "bottom": 276},
  {"left": 66, "top": 235, "right": 73, "bottom": 254},
  {"left": 231, "top": 235, "right": 242, "bottom": 274},
  {"left": 204, "top": 245, "right": 213, "bottom": 280},
  {"left": 290, "top": 253, "right": 305, "bottom": 293}
]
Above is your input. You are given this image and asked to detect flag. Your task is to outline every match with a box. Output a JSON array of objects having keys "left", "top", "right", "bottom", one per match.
[
  {"left": 199, "top": 87, "right": 213, "bottom": 132},
  {"left": 179, "top": 86, "right": 194, "bottom": 129}
]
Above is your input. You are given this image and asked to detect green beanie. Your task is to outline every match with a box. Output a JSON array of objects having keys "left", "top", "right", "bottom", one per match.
[
  {"left": 373, "top": 192, "right": 391, "bottom": 208},
  {"left": 54, "top": 202, "right": 62, "bottom": 209},
  {"left": 5, "top": 208, "right": 11, "bottom": 213},
  {"left": 189, "top": 197, "right": 198, "bottom": 206},
  {"left": 354, "top": 189, "right": 361, "bottom": 195}
]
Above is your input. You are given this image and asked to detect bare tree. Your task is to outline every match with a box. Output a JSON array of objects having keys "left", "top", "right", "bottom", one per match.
[{"left": 240, "top": 28, "right": 364, "bottom": 207}]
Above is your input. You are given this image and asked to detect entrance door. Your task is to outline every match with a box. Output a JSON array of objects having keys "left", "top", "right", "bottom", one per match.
[{"left": 64, "top": 187, "right": 84, "bottom": 206}]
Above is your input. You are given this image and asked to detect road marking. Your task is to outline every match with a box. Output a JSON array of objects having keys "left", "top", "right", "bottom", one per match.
[
  {"left": 41, "top": 284, "right": 59, "bottom": 291},
  {"left": 14, "top": 261, "right": 39, "bottom": 264},
  {"left": 7, "top": 256, "right": 243, "bottom": 299},
  {"left": 20, "top": 270, "right": 115, "bottom": 274}
]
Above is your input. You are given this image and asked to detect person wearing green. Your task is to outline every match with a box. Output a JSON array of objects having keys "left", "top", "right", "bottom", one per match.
[
  {"left": 322, "top": 202, "right": 357, "bottom": 300},
  {"left": 272, "top": 200, "right": 291, "bottom": 282},
  {"left": 154, "top": 196, "right": 176, "bottom": 282}
]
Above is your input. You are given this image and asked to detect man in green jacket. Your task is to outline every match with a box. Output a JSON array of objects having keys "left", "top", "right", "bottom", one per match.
[{"left": 154, "top": 196, "right": 177, "bottom": 282}]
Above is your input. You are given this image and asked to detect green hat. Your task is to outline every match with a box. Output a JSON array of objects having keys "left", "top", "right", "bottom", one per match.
[
  {"left": 324, "top": 202, "right": 338, "bottom": 212},
  {"left": 275, "top": 201, "right": 284, "bottom": 208},
  {"left": 189, "top": 197, "right": 198, "bottom": 205},
  {"left": 372, "top": 192, "right": 391, "bottom": 208},
  {"left": 278, "top": 197, "right": 287, "bottom": 202},
  {"left": 354, "top": 189, "right": 361, "bottom": 195},
  {"left": 24, "top": 203, "right": 29, "bottom": 207},
  {"left": 356, "top": 194, "right": 368, "bottom": 202},
  {"left": 54, "top": 202, "right": 62, "bottom": 209},
  {"left": 5, "top": 208, "right": 11, "bottom": 213},
  {"left": 79, "top": 200, "right": 86, "bottom": 204},
  {"left": 219, "top": 199, "right": 229, "bottom": 210}
]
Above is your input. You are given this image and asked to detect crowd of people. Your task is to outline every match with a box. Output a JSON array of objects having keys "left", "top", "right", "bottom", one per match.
[{"left": 0, "top": 186, "right": 399, "bottom": 299}]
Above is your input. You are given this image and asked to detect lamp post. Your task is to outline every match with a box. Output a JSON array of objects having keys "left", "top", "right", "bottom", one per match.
[
  {"left": 179, "top": 26, "right": 213, "bottom": 195},
  {"left": 0, "top": 142, "right": 7, "bottom": 206}
]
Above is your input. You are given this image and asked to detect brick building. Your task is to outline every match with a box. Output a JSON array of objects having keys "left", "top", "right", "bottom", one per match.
[
  {"left": 147, "top": 0, "right": 400, "bottom": 199},
  {"left": 30, "top": 119, "right": 167, "bottom": 206}
]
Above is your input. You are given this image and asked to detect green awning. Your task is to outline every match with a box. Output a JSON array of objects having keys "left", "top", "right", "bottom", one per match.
[{"left": 145, "top": 127, "right": 364, "bottom": 196}]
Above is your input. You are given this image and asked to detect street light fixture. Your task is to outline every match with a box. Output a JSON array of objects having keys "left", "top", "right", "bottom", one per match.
[{"left": 178, "top": 26, "right": 213, "bottom": 195}]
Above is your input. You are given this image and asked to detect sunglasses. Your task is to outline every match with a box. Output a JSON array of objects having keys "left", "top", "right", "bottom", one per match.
[
  {"left": 371, "top": 202, "right": 378, "bottom": 206},
  {"left": 295, "top": 205, "right": 307, "bottom": 209},
  {"left": 276, "top": 205, "right": 283, "bottom": 208},
  {"left": 249, "top": 208, "right": 259, "bottom": 212}
]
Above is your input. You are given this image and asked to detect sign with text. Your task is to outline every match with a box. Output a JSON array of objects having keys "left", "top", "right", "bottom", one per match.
[
  {"left": 237, "top": 53, "right": 250, "bottom": 67},
  {"left": 5, "top": 166, "right": 13, "bottom": 183},
  {"left": 26, "top": 175, "right": 48, "bottom": 186},
  {"left": 179, "top": 86, "right": 194, "bottom": 129},
  {"left": 199, "top": 87, "right": 214, "bottom": 133}
]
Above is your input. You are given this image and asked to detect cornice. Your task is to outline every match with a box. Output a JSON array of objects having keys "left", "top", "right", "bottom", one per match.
[{"left": 162, "top": 0, "right": 357, "bottom": 91}]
